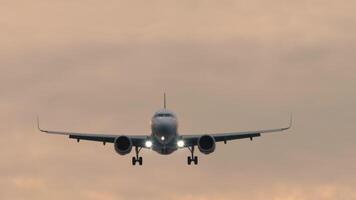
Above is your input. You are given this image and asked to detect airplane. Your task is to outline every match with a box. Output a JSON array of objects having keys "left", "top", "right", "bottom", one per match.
[{"left": 38, "top": 94, "right": 292, "bottom": 166}]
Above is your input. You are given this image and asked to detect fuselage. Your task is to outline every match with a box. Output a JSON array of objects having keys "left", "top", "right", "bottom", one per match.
[{"left": 150, "top": 109, "right": 179, "bottom": 154}]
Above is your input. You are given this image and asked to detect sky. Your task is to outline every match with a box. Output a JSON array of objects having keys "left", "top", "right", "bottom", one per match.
[{"left": 1, "top": 0, "right": 356, "bottom": 199}]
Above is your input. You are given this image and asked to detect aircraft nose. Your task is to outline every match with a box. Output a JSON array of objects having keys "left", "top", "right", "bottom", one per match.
[{"left": 152, "top": 119, "right": 177, "bottom": 143}]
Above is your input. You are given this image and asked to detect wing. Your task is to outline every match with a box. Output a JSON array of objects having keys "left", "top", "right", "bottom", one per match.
[
  {"left": 181, "top": 115, "right": 292, "bottom": 147},
  {"left": 37, "top": 117, "right": 148, "bottom": 147}
]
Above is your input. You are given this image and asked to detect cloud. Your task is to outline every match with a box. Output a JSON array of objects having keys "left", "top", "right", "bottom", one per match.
[
  {"left": 0, "top": 0, "right": 356, "bottom": 200},
  {"left": 82, "top": 190, "right": 117, "bottom": 200},
  {"left": 10, "top": 177, "right": 46, "bottom": 190}
]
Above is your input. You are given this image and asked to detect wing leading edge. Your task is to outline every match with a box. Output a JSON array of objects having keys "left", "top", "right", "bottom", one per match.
[
  {"left": 37, "top": 117, "right": 148, "bottom": 147},
  {"left": 181, "top": 115, "right": 292, "bottom": 146}
]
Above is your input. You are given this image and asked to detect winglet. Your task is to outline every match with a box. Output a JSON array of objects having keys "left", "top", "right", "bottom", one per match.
[
  {"left": 287, "top": 113, "right": 293, "bottom": 130},
  {"left": 36, "top": 115, "right": 45, "bottom": 132},
  {"left": 280, "top": 113, "right": 293, "bottom": 131}
]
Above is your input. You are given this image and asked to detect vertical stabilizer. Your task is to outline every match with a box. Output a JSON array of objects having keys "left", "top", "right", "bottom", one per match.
[{"left": 164, "top": 93, "right": 167, "bottom": 109}]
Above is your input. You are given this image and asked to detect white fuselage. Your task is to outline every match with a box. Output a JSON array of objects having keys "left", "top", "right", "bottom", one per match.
[{"left": 150, "top": 109, "right": 179, "bottom": 154}]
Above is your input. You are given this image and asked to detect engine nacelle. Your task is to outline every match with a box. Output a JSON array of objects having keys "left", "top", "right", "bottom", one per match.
[
  {"left": 114, "top": 136, "right": 132, "bottom": 155},
  {"left": 198, "top": 135, "right": 216, "bottom": 154}
]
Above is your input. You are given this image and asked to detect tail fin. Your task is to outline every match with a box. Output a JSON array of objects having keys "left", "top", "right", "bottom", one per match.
[{"left": 164, "top": 92, "right": 167, "bottom": 109}]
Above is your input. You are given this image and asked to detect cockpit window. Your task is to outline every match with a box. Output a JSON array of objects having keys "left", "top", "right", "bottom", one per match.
[{"left": 156, "top": 113, "right": 173, "bottom": 117}]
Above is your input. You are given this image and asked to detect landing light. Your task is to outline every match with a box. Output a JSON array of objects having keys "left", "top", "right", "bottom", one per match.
[
  {"left": 177, "top": 140, "right": 185, "bottom": 148},
  {"left": 161, "top": 136, "right": 165, "bottom": 141},
  {"left": 145, "top": 140, "right": 153, "bottom": 148}
]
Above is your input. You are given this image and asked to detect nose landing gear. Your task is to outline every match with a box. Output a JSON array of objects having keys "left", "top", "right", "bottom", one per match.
[
  {"left": 187, "top": 146, "right": 198, "bottom": 165},
  {"left": 132, "top": 146, "right": 143, "bottom": 166}
]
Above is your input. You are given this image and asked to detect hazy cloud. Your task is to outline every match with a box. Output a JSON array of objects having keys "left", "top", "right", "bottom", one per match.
[{"left": 1, "top": 0, "right": 356, "bottom": 199}]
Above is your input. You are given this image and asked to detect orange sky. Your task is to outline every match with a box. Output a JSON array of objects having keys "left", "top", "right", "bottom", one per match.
[{"left": 1, "top": 0, "right": 356, "bottom": 199}]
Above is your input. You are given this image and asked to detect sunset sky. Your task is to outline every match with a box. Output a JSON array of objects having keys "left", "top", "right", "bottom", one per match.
[{"left": 1, "top": 0, "right": 356, "bottom": 199}]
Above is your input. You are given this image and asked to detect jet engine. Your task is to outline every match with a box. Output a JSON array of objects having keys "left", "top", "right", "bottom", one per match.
[
  {"left": 198, "top": 135, "right": 216, "bottom": 154},
  {"left": 114, "top": 136, "right": 132, "bottom": 155}
]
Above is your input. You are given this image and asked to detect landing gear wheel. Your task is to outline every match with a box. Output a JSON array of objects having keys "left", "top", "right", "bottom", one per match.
[
  {"left": 138, "top": 157, "right": 143, "bottom": 165},
  {"left": 132, "top": 157, "right": 136, "bottom": 166},
  {"left": 194, "top": 156, "right": 198, "bottom": 165},
  {"left": 187, "top": 157, "right": 192, "bottom": 165}
]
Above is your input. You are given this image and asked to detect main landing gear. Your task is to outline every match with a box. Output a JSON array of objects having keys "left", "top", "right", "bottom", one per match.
[
  {"left": 132, "top": 146, "right": 143, "bottom": 166},
  {"left": 187, "top": 146, "right": 198, "bottom": 165}
]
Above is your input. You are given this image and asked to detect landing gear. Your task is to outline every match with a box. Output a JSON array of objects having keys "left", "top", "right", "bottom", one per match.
[
  {"left": 132, "top": 146, "right": 143, "bottom": 166},
  {"left": 187, "top": 146, "right": 198, "bottom": 165}
]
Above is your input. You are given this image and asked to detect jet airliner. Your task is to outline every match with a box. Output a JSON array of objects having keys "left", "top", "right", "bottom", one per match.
[{"left": 38, "top": 94, "right": 292, "bottom": 166}]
